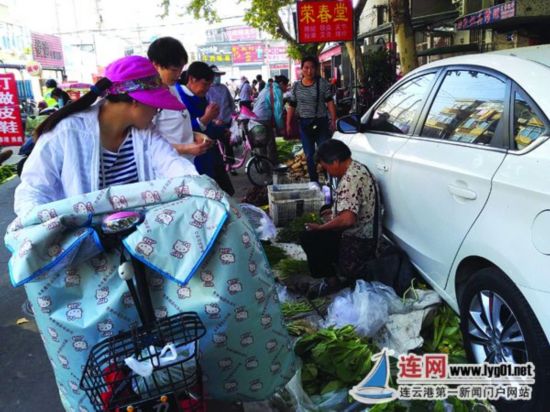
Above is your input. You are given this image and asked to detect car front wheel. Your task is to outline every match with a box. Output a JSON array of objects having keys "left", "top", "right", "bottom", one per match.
[{"left": 460, "top": 267, "right": 550, "bottom": 411}]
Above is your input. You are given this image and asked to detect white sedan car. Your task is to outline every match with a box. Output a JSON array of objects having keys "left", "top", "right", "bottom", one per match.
[{"left": 334, "top": 45, "right": 550, "bottom": 410}]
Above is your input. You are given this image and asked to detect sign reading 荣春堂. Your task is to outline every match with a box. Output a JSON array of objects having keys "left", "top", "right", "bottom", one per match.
[{"left": 297, "top": 0, "right": 353, "bottom": 44}]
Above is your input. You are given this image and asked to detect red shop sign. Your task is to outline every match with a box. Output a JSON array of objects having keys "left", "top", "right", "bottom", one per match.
[
  {"left": 231, "top": 44, "right": 264, "bottom": 64},
  {"left": 0, "top": 73, "right": 24, "bottom": 147},
  {"left": 297, "top": 0, "right": 353, "bottom": 44}
]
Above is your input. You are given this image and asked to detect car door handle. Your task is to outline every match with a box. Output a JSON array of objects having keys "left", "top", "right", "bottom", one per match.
[
  {"left": 447, "top": 184, "right": 477, "bottom": 200},
  {"left": 376, "top": 163, "right": 389, "bottom": 172}
]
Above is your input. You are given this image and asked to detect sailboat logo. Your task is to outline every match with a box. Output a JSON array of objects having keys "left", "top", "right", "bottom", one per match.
[{"left": 349, "top": 349, "right": 398, "bottom": 405}]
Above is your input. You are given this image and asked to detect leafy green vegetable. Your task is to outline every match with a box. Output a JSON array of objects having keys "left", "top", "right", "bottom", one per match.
[
  {"left": 294, "top": 326, "right": 377, "bottom": 396},
  {"left": 276, "top": 138, "right": 297, "bottom": 163},
  {"left": 0, "top": 164, "right": 16, "bottom": 185},
  {"left": 423, "top": 305, "right": 466, "bottom": 363},
  {"left": 274, "top": 258, "right": 309, "bottom": 278},
  {"left": 261, "top": 242, "right": 288, "bottom": 267},
  {"left": 276, "top": 213, "right": 321, "bottom": 243},
  {"left": 286, "top": 319, "right": 318, "bottom": 336},
  {"left": 281, "top": 298, "right": 328, "bottom": 318}
]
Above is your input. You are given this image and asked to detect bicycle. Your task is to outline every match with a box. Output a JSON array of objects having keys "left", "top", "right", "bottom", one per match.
[
  {"left": 218, "top": 107, "right": 283, "bottom": 187},
  {"left": 80, "top": 211, "right": 206, "bottom": 412}
]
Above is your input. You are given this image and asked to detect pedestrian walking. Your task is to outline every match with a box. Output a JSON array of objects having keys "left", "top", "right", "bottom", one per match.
[{"left": 286, "top": 56, "right": 337, "bottom": 182}]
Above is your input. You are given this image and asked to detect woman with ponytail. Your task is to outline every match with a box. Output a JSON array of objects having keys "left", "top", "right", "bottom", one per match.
[{"left": 15, "top": 55, "right": 197, "bottom": 216}]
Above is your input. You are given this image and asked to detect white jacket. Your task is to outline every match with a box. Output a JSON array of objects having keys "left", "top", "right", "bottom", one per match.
[{"left": 14, "top": 103, "right": 198, "bottom": 216}]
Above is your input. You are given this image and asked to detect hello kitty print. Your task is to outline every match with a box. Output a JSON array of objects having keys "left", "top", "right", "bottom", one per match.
[{"left": 6, "top": 176, "right": 295, "bottom": 412}]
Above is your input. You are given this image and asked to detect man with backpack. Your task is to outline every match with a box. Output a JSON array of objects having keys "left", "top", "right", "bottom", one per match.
[{"left": 300, "top": 139, "right": 382, "bottom": 298}]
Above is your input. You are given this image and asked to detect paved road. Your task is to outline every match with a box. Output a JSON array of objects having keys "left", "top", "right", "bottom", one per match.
[
  {"left": 0, "top": 177, "right": 63, "bottom": 412},
  {"left": 0, "top": 170, "right": 252, "bottom": 411}
]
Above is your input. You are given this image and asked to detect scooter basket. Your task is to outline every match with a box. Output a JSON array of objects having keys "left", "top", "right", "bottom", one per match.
[{"left": 80, "top": 311, "right": 206, "bottom": 412}]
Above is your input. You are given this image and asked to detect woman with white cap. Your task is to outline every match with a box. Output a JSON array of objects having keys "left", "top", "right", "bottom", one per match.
[{"left": 14, "top": 55, "right": 197, "bottom": 216}]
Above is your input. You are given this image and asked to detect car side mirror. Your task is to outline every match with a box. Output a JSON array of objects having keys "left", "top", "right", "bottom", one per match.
[{"left": 336, "top": 114, "right": 362, "bottom": 134}]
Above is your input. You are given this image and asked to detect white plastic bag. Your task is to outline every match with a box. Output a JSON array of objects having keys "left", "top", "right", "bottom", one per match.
[
  {"left": 239, "top": 203, "right": 277, "bottom": 240},
  {"left": 285, "top": 369, "right": 351, "bottom": 412},
  {"left": 229, "top": 120, "right": 243, "bottom": 145},
  {"left": 322, "top": 280, "right": 389, "bottom": 337}
]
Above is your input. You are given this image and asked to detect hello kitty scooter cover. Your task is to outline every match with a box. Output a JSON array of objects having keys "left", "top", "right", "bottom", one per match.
[{"left": 5, "top": 175, "right": 296, "bottom": 412}]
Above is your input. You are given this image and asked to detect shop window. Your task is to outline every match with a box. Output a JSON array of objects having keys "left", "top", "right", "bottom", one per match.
[
  {"left": 421, "top": 70, "right": 506, "bottom": 145},
  {"left": 367, "top": 73, "right": 435, "bottom": 135},
  {"left": 513, "top": 91, "right": 547, "bottom": 150}
]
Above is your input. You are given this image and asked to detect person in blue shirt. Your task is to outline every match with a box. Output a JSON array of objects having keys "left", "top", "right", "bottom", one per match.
[
  {"left": 176, "top": 62, "right": 235, "bottom": 195},
  {"left": 250, "top": 75, "right": 289, "bottom": 164}
]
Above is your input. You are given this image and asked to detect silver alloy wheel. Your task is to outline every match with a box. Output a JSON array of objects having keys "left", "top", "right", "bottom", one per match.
[{"left": 467, "top": 290, "right": 528, "bottom": 364}]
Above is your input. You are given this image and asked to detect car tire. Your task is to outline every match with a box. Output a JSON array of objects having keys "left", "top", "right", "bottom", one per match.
[{"left": 460, "top": 267, "right": 550, "bottom": 412}]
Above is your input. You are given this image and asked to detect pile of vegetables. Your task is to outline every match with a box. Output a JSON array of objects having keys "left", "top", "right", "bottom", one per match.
[
  {"left": 274, "top": 258, "right": 310, "bottom": 279},
  {"left": 276, "top": 213, "right": 321, "bottom": 243},
  {"left": 261, "top": 242, "right": 288, "bottom": 267},
  {"left": 276, "top": 138, "right": 297, "bottom": 163},
  {"left": 281, "top": 297, "right": 328, "bottom": 319},
  {"left": 286, "top": 319, "right": 318, "bottom": 336},
  {"left": 422, "top": 305, "right": 466, "bottom": 363},
  {"left": 294, "top": 325, "right": 378, "bottom": 396},
  {"left": 0, "top": 164, "right": 16, "bottom": 185}
]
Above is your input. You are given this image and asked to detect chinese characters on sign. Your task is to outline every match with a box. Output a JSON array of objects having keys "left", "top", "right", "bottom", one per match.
[
  {"left": 199, "top": 53, "right": 232, "bottom": 64},
  {"left": 231, "top": 44, "right": 264, "bottom": 64},
  {"left": 224, "top": 26, "right": 260, "bottom": 42},
  {"left": 396, "top": 353, "right": 534, "bottom": 401},
  {"left": 266, "top": 46, "right": 289, "bottom": 63},
  {"left": 31, "top": 32, "right": 65, "bottom": 69},
  {"left": 455, "top": 0, "right": 516, "bottom": 30},
  {"left": 0, "top": 74, "right": 24, "bottom": 147},
  {"left": 297, "top": 0, "right": 353, "bottom": 43}
]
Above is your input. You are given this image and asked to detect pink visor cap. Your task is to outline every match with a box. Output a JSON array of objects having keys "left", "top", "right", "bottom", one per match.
[{"left": 104, "top": 55, "right": 184, "bottom": 111}]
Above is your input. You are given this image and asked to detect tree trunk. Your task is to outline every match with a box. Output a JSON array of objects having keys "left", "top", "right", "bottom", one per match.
[
  {"left": 389, "top": 0, "right": 418, "bottom": 75},
  {"left": 344, "top": 41, "right": 365, "bottom": 85}
]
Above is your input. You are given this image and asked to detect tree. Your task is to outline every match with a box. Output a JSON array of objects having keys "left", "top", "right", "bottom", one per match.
[
  {"left": 168, "top": 0, "right": 368, "bottom": 70},
  {"left": 389, "top": 0, "right": 418, "bottom": 74},
  {"left": 179, "top": 0, "right": 320, "bottom": 59}
]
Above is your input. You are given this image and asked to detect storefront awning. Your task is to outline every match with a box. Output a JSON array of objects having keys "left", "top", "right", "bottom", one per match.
[
  {"left": 358, "top": 10, "right": 458, "bottom": 40},
  {"left": 319, "top": 45, "right": 342, "bottom": 62},
  {"left": 416, "top": 43, "right": 479, "bottom": 57}
]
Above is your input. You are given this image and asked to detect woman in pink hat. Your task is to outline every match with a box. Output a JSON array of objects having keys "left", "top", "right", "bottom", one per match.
[{"left": 14, "top": 55, "right": 198, "bottom": 216}]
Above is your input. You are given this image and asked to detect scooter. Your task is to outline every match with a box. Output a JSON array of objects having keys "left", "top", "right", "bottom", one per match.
[{"left": 80, "top": 211, "right": 206, "bottom": 412}]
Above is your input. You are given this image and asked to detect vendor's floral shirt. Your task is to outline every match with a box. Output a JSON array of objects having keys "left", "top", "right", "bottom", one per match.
[{"left": 334, "top": 159, "right": 376, "bottom": 239}]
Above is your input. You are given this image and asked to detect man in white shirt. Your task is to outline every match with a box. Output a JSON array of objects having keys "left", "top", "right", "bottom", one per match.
[{"left": 148, "top": 37, "right": 212, "bottom": 162}]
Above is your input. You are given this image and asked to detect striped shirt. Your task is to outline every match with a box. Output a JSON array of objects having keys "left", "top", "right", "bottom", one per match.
[
  {"left": 100, "top": 134, "right": 139, "bottom": 188},
  {"left": 288, "top": 77, "right": 333, "bottom": 119}
]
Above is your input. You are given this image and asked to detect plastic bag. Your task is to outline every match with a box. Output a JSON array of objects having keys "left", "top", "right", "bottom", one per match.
[
  {"left": 229, "top": 120, "right": 242, "bottom": 145},
  {"left": 322, "top": 280, "right": 389, "bottom": 337},
  {"left": 239, "top": 203, "right": 276, "bottom": 240},
  {"left": 285, "top": 369, "right": 350, "bottom": 412},
  {"left": 275, "top": 282, "right": 293, "bottom": 303},
  {"left": 372, "top": 283, "right": 442, "bottom": 355}
]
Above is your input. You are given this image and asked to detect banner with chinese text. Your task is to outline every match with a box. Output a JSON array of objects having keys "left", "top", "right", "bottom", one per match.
[
  {"left": 0, "top": 73, "right": 24, "bottom": 147},
  {"left": 266, "top": 46, "right": 289, "bottom": 62},
  {"left": 297, "top": 0, "right": 353, "bottom": 43},
  {"left": 455, "top": 0, "right": 516, "bottom": 30},
  {"left": 31, "top": 32, "right": 65, "bottom": 69},
  {"left": 199, "top": 53, "right": 233, "bottom": 64},
  {"left": 225, "top": 26, "right": 260, "bottom": 42},
  {"left": 231, "top": 44, "right": 264, "bottom": 64}
]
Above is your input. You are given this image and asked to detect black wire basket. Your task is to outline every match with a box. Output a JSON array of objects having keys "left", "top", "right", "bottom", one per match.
[{"left": 80, "top": 311, "right": 206, "bottom": 412}]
